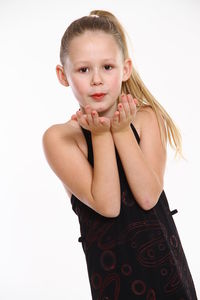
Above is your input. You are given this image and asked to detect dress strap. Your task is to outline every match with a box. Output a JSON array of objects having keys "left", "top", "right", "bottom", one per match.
[
  {"left": 80, "top": 126, "right": 94, "bottom": 166},
  {"left": 130, "top": 123, "right": 140, "bottom": 144}
]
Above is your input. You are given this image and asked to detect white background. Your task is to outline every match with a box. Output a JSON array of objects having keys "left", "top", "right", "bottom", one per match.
[{"left": 0, "top": 0, "right": 199, "bottom": 299}]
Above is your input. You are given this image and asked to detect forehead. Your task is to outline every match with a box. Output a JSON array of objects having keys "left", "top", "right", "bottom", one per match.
[{"left": 67, "top": 30, "right": 123, "bottom": 62}]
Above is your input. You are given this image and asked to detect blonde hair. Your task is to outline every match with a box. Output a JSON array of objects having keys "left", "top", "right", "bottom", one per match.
[{"left": 59, "top": 10, "right": 182, "bottom": 156}]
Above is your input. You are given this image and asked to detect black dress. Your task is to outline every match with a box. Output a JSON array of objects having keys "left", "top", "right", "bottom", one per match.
[{"left": 71, "top": 124, "right": 197, "bottom": 300}]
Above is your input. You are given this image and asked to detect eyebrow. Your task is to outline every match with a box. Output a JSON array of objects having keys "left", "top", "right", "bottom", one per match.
[{"left": 74, "top": 58, "right": 117, "bottom": 65}]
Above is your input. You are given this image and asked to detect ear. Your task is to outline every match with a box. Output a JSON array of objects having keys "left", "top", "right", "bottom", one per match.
[
  {"left": 56, "top": 65, "right": 69, "bottom": 87},
  {"left": 122, "top": 58, "right": 132, "bottom": 82}
]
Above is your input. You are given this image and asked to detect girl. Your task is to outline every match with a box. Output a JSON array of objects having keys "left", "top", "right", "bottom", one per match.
[{"left": 42, "top": 10, "right": 197, "bottom": 300}]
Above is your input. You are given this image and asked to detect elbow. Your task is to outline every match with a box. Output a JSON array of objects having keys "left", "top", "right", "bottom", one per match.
[
  {"left": 96, "top": 206, "right": 120, "bottom": 218},
  {"left": 102, "top": 200, "right": 121, "bottom": 218},
  {"left": 139, "top": 189, "right": 163, "bottom": 211},
  {"left": 140, "top": 199, "right": 157, "bottom": 211},
  {"left": 92, "top": 189, "right": 121, "bottom": 218},
  {"left": 104, "top": 193, "right": 121, "bottom": 218},
  {"left": 105, "top": 208, "right": 121, "bottom": 218},
  {"left": 99, "top": 201, "right": 121, "bottom": 218}
]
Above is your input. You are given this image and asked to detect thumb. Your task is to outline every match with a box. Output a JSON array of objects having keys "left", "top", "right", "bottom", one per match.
[{"left": 71, "top": 114, "right": 77, "bottom": 121}]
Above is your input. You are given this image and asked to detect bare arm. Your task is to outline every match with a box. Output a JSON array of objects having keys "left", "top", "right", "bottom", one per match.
[
  {"left": 91, "top": 131, "right": 120, "bottom": 217},
  {"left": 42, "top": 117, "right": 120, "bottom": 218},
  {"left": 111, "top": 95, "right": 166, "bottom": 210}
]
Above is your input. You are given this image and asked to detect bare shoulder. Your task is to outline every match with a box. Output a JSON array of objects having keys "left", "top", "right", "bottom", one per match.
[
  {"left": 134, "top": 105, "right": 166, "bottom": 140},
  {"left": 42, "top": 119, "right": 90, "bottom": 199},
  {"left": 135, "top": 105, "right": 158, "bottom": 125},
  {"left": 42, "top": 119, "right": 82, "bottom": 141},
  {"left": 44, "top": 118, "right": 88, "bottom": 152},
  {"left": 42, "top": 120, "right": 104, "bottom": 215},
  {"left": 42, "top": 118, "right": 88, "bottom": 168}
]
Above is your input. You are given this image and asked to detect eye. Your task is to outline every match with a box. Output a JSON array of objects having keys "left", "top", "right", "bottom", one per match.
[
  {"left": 79, "top": 67, "right": 88, "bottom": 73},
  {"left": 104, "top": 65, "right": 113, "bottom": 70}
]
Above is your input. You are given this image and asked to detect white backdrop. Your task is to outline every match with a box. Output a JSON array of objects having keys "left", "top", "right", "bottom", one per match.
[{"left": 0, "top": 0, "right": 199, "bottom": 299}]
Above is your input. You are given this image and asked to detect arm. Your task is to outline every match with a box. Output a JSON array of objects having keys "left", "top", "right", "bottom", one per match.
[
  {"left": 111, "top": 95, "right": 166, "bottom": 210},
  {"left": 76, "top": 106, "right": 121, "bottom": 217},
  {"left": 91, "top": 131, "right": 120, "bottom": 217},
  {"left": 43, "top": 116, "right": 120, "bottom": 218}
]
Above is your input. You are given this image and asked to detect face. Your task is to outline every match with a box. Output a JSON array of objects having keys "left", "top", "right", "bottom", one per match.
[{"left": 63, "top": 30, "right": 131, "bottom": 118}]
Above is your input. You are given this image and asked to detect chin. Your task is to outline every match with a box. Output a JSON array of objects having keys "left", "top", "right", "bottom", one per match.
[
  {"left": 95, "top": 105, "right": 105, "bottom": 112},
  {"left": 88, "top": 102, "right": 105, "bottom": 112}
]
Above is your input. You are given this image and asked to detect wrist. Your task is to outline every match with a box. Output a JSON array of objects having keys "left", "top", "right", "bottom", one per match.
[
  {"left": 91, "top": 130, "right": 112, "bottom": 138},
  {"left": 111, "top": 125, "right": 131, "bottom": 136}
]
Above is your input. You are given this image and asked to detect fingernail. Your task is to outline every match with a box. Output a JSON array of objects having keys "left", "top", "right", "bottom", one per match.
[{"left": 121, "top": 94, "right": 126, "bottom": 101}]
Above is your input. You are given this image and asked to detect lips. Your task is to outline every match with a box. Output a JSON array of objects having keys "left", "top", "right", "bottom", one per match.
[{"left": 91, "top": 93, "right": 106, "bottom": 101}]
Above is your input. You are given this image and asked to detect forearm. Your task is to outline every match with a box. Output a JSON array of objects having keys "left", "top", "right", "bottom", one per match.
[
  {"left": 91, "top": 131, "right": 120, "bottom": 217},
  {"left": 112, "top": 128, "right": 162, "bottom": 210}
]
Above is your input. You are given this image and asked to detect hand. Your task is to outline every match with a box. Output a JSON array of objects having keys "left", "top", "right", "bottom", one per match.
[
  {"left": 111, "top": 94, "right": 138, "bottom": 133},
  {"left": 72, "top": 105, "right": 111, "bottom": 135}
]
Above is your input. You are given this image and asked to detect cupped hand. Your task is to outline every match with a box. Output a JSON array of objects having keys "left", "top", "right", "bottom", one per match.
[
  {"left": 111, "top": 94, "right": 138, "bottom": 133},
  {"left": 72, "top": 105, "right": 111, "bottom": 135}
]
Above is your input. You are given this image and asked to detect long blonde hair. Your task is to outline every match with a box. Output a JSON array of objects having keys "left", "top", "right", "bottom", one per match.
[{"left": 59, "top": 9, "right": 182, "bottom": 156}]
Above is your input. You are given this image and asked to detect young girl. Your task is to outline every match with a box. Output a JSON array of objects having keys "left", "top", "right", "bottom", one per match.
[{"left": 43, "top": 10, "right": 197, "bottom": 300}]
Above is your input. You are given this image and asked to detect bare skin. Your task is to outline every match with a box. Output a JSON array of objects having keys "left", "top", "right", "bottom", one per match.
[{"left": 43, "top": 94, "right": 166, "bottom": 216}]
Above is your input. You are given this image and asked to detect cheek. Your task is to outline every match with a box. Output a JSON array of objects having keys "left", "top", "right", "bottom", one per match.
[
  {"left": 109, "top": 73, "right": 123, "bottom": 93},
  {"left": 70, "top": 76, "right": 87, "bottom": 95}
]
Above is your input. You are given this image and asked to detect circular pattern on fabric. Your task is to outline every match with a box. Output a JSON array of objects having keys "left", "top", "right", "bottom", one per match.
[
  {"left": 121, "top": 264, "right": 132, "bottom": 276},
  {"left": 146, "top": 288, "right": 156, "bottom": 300},
  {"left": 100, "top": 250, "right": 116, "bottom": 271},
  {"left": 158, "top": 242, "right": 166, "bottom": 251},
  {"left": 160, "top": 267, "right": 168, "bottom": 276},
  {"left": 131, "top": 280, "right": 146, "bottom": 295},
  {"left": 131, "top": 241, "right": 137, "bottom": 248},
  {"left": 170, "top": 234, "right": 178, "bottom": 248},
  {"left": 91, "top": 272, "right": 102, "bottom": 290},
  {"left": 147, "top": 248, "right": 155, "bottom": 258}
]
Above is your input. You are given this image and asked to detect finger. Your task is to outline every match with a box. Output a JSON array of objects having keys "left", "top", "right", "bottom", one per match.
[
  {"left": 121, "top": 94, "right": 130, "bottom": 117},
  {"left": 71, "top": 114, "right": 77, "bottom": 121},
  {"left": 112, "top": 111, "right": 119, "bottom": 124},
  {"left": 92, "top": 110, "right": 99, "bottom": 126},
  {"left": 85, "top": 105, "right": 93, "bottom": 124},
  {"left": 119, "top": 93, "right": 125, "bottom": 103},
  {"left": 127, "top": 94, "right": 137, "bottom": 105},
  {"left": 85, "top": 105, "right": 92, "bottom": 115},
  {"left": 103, "top": 118, "right": 111, "bottom": 127},
  {"left": 99, "top": 117, "right": 105, "bottom": 124},
  {"left": 76, "top": 110, "right": 82, "bottom": 119},
  {"left": 118, "top": 102, "right": 126, "bottom": 121},
  {"left": 127, "top": 94, "right": 136, "bottom": 115},
  {"left": 76, "top": 110, "right": 85, "bottom": 123},
  {"left": 99, "top": 117, "right": 109, "bottom": 127},
  {"left": 76, "top": 111, "right": 89, "bottom": 127}
]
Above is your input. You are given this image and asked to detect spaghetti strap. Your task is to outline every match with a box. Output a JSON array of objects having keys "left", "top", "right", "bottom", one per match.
[{"left": 130, "top": 123, "right": 140, "bottom": 144}]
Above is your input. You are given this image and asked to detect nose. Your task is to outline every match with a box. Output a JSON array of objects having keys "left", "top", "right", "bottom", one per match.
[{"left": 90, "top": 69, "right": 103, "bottom": 86}]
